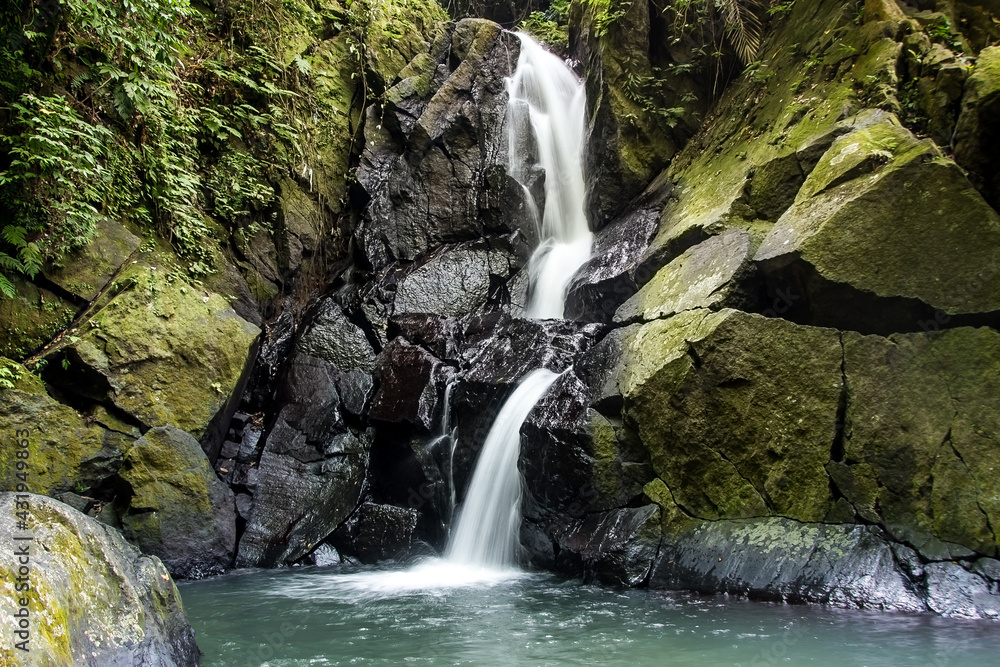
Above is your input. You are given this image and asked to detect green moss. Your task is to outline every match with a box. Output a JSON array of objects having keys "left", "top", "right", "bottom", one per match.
[
  {"left": 66, "top": 265, "right": 260, "bottom": 437},
  {"left": 0, "top": 281, "right": 77, "bottom": 361}
]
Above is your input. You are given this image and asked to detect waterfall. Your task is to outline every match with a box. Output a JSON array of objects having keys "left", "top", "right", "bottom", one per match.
[
  {"left": 444, "top": 35, "right": 590, "bottom": 570},
  {"left": 507, "top": 34, "right": 593, "bottom": 319},
  {"left": 446, "top": 368, "right": 559, "bottom": 568},
  {"left": 331, "top": 35, "right": 589, "bottom": 593}
]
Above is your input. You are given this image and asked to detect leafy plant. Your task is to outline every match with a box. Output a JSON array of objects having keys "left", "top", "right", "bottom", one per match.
[
  {"left": 519, "top": 0, "right": 571, "bottom": 49},
  {"left": 0, "top": 94, "right": 115, "bottom": 295}
]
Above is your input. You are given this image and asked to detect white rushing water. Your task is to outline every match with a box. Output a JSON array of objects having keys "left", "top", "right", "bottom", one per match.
[
  {"left": 445, "top": 368, "right": 560, "bottom": 569},
  {"left": 332, "top": 35, "right": 588, "bottom": 593},
  {"left": 507, "top": 34, "right": 593, "bottom": 319}
]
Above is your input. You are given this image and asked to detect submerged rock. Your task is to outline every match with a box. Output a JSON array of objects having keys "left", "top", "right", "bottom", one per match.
[
  {"left": 119, "top": 426, "right": 237, "bottom": 579},
  {"left": 0, "top": 493, "right": 198, "bottom": 666}
]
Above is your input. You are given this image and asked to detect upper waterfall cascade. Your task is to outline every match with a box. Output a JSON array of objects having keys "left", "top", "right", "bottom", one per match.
[{"left": 507, "top": 34, "right": 593, "bottom": 319}]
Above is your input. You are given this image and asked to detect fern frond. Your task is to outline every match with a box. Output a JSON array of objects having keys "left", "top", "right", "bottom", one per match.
[{"left": 0, "top": 273, "right": 15, "bottom": 299}]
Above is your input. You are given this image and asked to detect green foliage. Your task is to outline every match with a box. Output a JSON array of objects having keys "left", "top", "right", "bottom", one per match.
[
  {"left": 660, "top": 0, "right": 767, "bottom": 66},
  {"left": 519, "top": 0, "right": 571, "bottom": 49},
  {"left": 0, "top": 93, "right": 115, "bottom": 292}
]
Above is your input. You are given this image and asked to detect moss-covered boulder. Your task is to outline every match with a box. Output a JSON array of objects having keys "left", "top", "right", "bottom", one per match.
[
  {"left": 954, "top": 45, "right": 1000, "bottom": 209},
  {"left": 621, "top": 309, "right": 843, "bottom": 523},
  {"left": 362, "top": 0, "right": 449, "bottom": 89},
  {"left": 835, "top": 326, "right": 1000, "bottom": 558},
  {"left": 614, "top": 229, "right": 754, "bottom": 324},
  {"left": 119, "top": 426, "right": 237, "bottom": 579},
  {"left": 0, "top": 493, "right": 198, "bottom": 666},
  {"left": 0, "top": 365, "right": 133, "bottom": 498},
  {"left": 42, "top": 219, "right": 141, "bottom": 302},
  {"left": 0, "top": 281, "right": 76, "bottom": 360},
  {"left": 756, "top": 118, "right": 1000, "bottom": 315},
  {"left": 62, "top": 269, "right": 260, "bottom": 443}
]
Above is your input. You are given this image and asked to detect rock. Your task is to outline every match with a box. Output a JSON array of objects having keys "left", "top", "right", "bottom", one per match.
[
  {"left": 369, "top": 338, "right": 452, "bottom": 432},
  {"left": 747, "top": 153, "right": 806, "bottom": 221},
  {"left": 57, "top": 269, "right": 261, "bottom": 451},
  {"left": 564, "top": 194, "right": 664, "bottom": 322},
  {"left": 755, "top": 118, "right": 1000, "bottom": 316},
  {"left": 838, "top": 327, "right": 1000, "bottom": 558},
  {"left": 522, "top": 371, "right": 650, "bottom": 517},
  {"left": 43, "top": 219, "right": 141, "bottom": 301},
  {"left": 621, "top": 309, "right": 842, "bottom": 522},
  {"left": 0, "top": 493, "right": 198, "bottom": 666},
  {"left": 571, "top": 0, "right": 697, "bottom": 223},
  {"left": 447, "top": 0, "right": 546, "bottom": 25},
  {"left": 236, "top": 355, "right": 370, "bottom": 568},
  {"left": 615, "top": 229, "right": 755, "bottom": 324},
  {"left": 550, "top": 505, "right": 661, "bottom": 586},
  {"left": 393, "top": 243, "right": 519, "bottom": 318},
  {"left": 361, "top": 0, "right": 449, "bottom": 88},
  {"left": 954, "top": 45, "right": 1000, "bottom": 209},
  {"left": 119, "top": 426, "right": 237, "bottom": 579},
  {"left": 924, "top": 561, "right": 1000, "bottom": 619},
  {"left": 356, "top": 19, "right": 524, "bottom": 270},
  {"left": 650, "top": 518, "right": 927, "bottom": 612},
  {"left": 0, "top": 375, "right": 133, "bottom": 497},
  {"left": 0, "top": 280, "right": 76, "bottom": 360},
  {"left": 329, "top": 502, "right": 421, "bottom": 563},
  {"left": 297, "top": 298, "right": 377, "bottom": 372}
]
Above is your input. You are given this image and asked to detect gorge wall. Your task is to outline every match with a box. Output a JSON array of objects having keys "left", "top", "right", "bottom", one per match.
[{"left": 2, "top": 0, "right": 1000, "bottom": 643}]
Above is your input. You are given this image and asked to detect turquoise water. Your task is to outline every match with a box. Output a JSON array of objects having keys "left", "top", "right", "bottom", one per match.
[{"left": 179, "top": 562, "right": 1000, "bottom": 666}]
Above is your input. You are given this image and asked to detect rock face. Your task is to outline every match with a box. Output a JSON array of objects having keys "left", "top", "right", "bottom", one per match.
[
  {"left": 236, "top": 355, "right": 371, "bottom": 568},
  {"left": 356, "top": 19, "right": 525, "bottom": 271},
  {"left": 0, "top": 493, "right": 198, "bottom": 666},
  {"left": 118, "top": 426, "right": 237, "bottom": 579},
  {"left": 515, "top": 0, "right": 1000, "bottom": 618},
  {"left": 56, "top": 269, "right": 261, "bottom": 451}
]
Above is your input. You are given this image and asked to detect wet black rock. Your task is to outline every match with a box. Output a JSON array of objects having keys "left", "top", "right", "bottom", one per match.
[
  {"left": 565, "top": 184, "right": 668, "bottom": 323},
  {"left": 650, "top": 517, "right": 1000, "bottom": 618},
  {"left": 329, "top": 502, "right": 422, "bottom": 563},
  {"left": 356, "top": 20, "right": 525, "bottom": 270},
  {"left": 369, "top": 338, "right": 454, "bottom": 432},
  {"left": 236, "top": 355, "right": 371, "bottom": 568}
]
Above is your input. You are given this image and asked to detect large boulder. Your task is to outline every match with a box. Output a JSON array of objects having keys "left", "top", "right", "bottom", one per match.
[
  {"left": 755, "top": 118, "right": 1000, "bottom": 316},
  {"left": 328, "top": 502, "right": 421, "bottom": 563},
  {"left": 0, "top": 280, "right": 77, "bottom": 360},
  {"left": 118, "top": 426, "right": 237, "bottom": 579},
  {"left": 57, "top": 269, "right": 260, "bottom": 451},
  {"left": 954, "top": 45, "right": 1000, "bottom": 208},
  {"left": 0, "top": 370, "right": 134, "bottom": 497},
  {"left": 42, "top": 219, "right": 140, "bottom": 302},
  {"left": 0, "top": 493, "right": 198, "bottom": 666},
  {"left": 835, "top": 326, "right": 1000, "bottom": 558},
  {"left": 356, "top": 19, "right": 525, "bottom": 270},
  {"left": 236, "top": 355, "right": 370, "bottom": 568},
  {"left": 621, "top": 309, "right": 843, "bottom": 523}
]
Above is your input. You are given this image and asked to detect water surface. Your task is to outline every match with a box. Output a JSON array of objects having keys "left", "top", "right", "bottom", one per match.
[{"left": 179, "top": 562, "right": 1000, "bottom": 666}]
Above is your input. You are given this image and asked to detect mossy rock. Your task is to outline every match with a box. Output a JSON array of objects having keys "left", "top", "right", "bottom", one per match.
[
  {"left": 840, "top": 327, "right": 1000, "bottom": 558},
  {"left": 0, "top": 493, "right": 198, "bottom": 666},
  {"left": 756, "top": 118, "right": 1000, "bottom": 315},
  {"left": 364, "top": 0, "right": 449, "bottom": 88},
  {"left": 0, "top": 281, "right": 77, "bottom": 361},
  {"left": 119, "top": 426, "right": 237, "bottom": 578},
  {"left": 621, "top": 309, "right": 842, "bottom": 524},
  {"left": 0, "top": 381, "right": 132, "bottom": 497},
  {"left": 64, "top": 268, "right": 260, "bottom": 439},
  {"left": 42, "top": 218, "right": 141, "bottom": 302},
  {"left": 615, "top": 229, "right": 753, "bottom": 324}
]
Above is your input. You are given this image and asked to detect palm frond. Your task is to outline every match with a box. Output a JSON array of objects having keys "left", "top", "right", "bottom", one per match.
[{"left": 718, "top": 0, "right": 764, "bottom": 65}]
